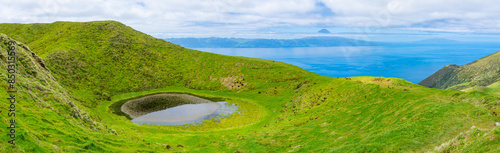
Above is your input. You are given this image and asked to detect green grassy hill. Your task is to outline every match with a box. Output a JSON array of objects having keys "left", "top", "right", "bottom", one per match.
[
  {"left": 419, "top": 51, "right": 500, "bottom": 90},
  {"left": 1, "top": 21, "right": 500, "bottom": 152}
]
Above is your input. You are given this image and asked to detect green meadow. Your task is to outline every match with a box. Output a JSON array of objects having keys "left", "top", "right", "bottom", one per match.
[{"left": 0, "top": 21, "right": 499, "bottom": 152}]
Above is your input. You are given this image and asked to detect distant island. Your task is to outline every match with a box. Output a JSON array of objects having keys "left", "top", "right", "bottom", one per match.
[
  {"left": 413, "top": 38, "right": 459, "bottom": 44},
  {"left": 164, "top": 36, "right": 381, "bottom": 48},
  {"left": 318, "top": 29, "right": 331, "bottom": 34}
]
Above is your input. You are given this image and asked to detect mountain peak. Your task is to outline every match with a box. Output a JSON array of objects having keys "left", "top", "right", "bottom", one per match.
[{"left": 318, "top": 28, "right": 331, "bottom": 34}]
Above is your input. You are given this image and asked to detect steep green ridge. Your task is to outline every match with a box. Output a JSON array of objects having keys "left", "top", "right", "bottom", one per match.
[
  {"left": 1, "top": 21, "right": 499, "bottom": 152},
  {"left": 419, "top": 51, "right": 500, "bottom": 90},
  {"left": 0, "top": 34, "right": 106, "bottom": 152}
]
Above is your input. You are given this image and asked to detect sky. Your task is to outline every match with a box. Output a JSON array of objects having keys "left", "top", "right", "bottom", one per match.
[{"left": 2, "top": 0, "right": 500, "bottom": 41}]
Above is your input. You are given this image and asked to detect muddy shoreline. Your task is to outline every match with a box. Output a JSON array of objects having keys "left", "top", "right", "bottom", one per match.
[{"left": 120, "top": 93, "right": 216, "bottom": 118}]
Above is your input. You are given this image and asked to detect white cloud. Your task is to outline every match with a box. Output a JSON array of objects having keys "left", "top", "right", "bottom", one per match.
[{"left": 1, "top": 0, "right": 500, "bottom": 37}]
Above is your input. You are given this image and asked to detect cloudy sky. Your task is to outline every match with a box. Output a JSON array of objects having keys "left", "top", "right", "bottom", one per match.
[{"left": 2, "top": 0, "right": 500, "bottom": 41}]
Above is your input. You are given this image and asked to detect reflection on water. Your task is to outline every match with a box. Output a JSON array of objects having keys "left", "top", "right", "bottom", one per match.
[{"left": 132, "top": 102, "right": 240, "bottom": 125}]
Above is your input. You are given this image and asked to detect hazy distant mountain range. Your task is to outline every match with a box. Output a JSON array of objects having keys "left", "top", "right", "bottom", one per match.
[
  {"left": 164, "top": 36, "right": 467, "bottom": 48},
  {"left": 413, "top": 38, "right": 460, "bottom": 44},
  {"left": 164, "top": 36, "right": 382, "bottom": 48}
]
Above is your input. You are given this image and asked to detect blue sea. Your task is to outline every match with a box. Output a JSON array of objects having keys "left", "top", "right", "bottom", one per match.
[{"left": 195, "top": 43, "right": 500, "bottom": 83}]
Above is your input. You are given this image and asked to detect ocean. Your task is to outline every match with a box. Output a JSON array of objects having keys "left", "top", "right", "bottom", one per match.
[{"left": 196, "top": 43, "right": 500, "bottom": 83}]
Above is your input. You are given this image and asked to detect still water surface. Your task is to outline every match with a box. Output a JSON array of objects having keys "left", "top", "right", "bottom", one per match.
[{"left": 132, "top": 102, "right": 239, "bottom": 125}]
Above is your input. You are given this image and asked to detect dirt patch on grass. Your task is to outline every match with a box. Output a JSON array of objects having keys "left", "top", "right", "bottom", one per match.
[
  {"left": 121, "top": 93, "right": 214, "bottom": 118},
  {"left": 220, "top": 75, "right": 247, "bottom": 90}
]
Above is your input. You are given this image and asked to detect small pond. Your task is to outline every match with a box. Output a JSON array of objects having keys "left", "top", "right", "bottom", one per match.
[{"left": 118, "top": 93, "right": 240, "bottom": 125}]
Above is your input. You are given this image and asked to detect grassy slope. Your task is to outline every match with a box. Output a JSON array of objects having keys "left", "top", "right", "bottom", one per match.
[
  {"left": 0, "top": 21, "right": 499, "bottom": 152},
  {"left": 419, "top": 51, "right": 500, "bottom": 90},
  {"left": 484, "top": 82, "right": 500, "bottom": 97},
  {"left": 0, "top": 33, "right": 111, "bottom": 152}
]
